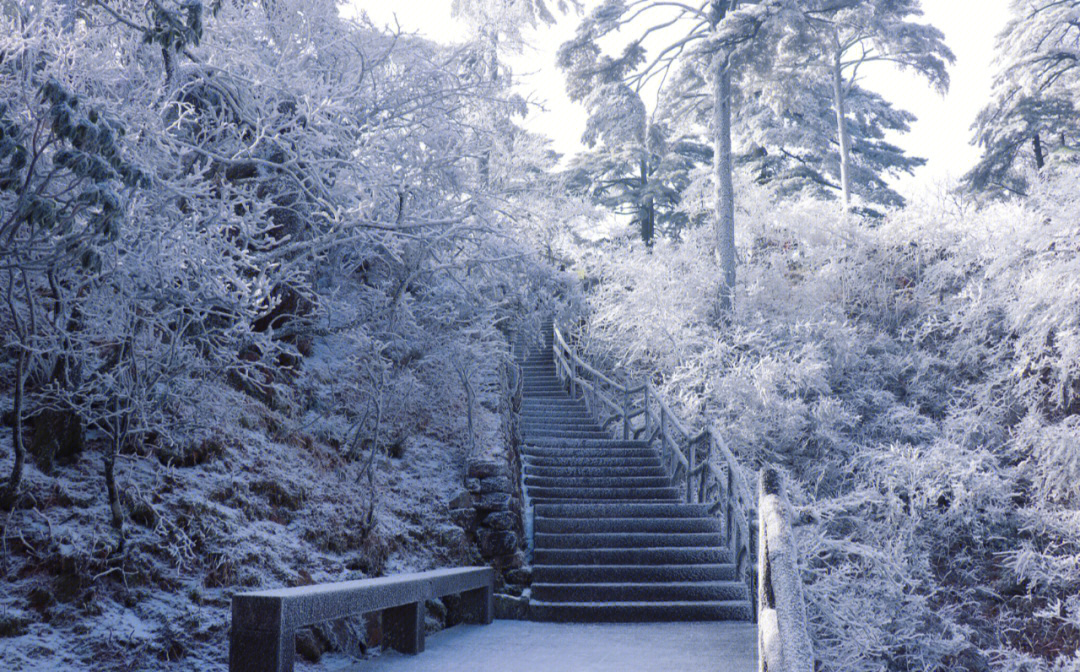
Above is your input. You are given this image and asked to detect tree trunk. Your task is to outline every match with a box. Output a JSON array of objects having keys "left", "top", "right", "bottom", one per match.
[
  {"left": 713, "top": 59, "right": 736, "bottom": 313},
  {"left": 640, "top": 158, "right": 655, "bottom": 247},
  {"left": 710, "top": 0, "right": 737, "bottom": 315},
  {"left": 2, "top": 349, "right": 26, "bottom": 508},
  {"left": 1033, "top": 133, "right": 1045, "bottom": 170},
  {"left": 831, "top": 36, "right": 853, "bottom": 210},
  {"left": 104, "top": 434, "right": 125, "bottom": 550}
]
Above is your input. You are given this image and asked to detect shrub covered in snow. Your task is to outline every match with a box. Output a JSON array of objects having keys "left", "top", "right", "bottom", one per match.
[{"left": 568, "top": 169, "right": 1080, "bottom": 671}]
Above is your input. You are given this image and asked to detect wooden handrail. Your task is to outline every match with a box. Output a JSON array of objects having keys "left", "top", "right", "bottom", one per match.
[{"left": 758, "top": 468, "right": 814, "bottom": 672}]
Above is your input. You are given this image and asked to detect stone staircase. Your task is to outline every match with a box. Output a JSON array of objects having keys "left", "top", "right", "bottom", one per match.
[{"left": 519, "top": 327, "right": 752, "bottom": 622}]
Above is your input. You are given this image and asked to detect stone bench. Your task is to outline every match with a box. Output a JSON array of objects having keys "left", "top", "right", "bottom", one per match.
[{"left": 229, "top": 566, "right": 495, "bottom": 672}]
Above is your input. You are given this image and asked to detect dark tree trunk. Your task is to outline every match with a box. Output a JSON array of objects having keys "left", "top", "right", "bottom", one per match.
[
  {"left": 1034, "top": 133, "right": 1045, "bottom": 170},
  {"left": 2, "top": 350, "right": 26, "bottom": 509},
  {"left": 105, "top": 431, "right": 125, "bottom": 550},
  {"left": 639, "top": 159, "right": 654, "bottom": 247}
]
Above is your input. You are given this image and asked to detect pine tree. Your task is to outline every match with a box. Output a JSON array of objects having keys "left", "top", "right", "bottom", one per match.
[
  {"left": 733, "top": 0, "right": 950, "bottom": 211},
  {"left": 968, "top": 0, "right": 1080, "bottom": 195},
  {"left": 559, "top": 0, "right": 779, "bottom": 313}
]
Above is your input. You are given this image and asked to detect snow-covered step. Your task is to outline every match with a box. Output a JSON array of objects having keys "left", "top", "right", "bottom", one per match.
[
  {"left": 522, "top": 468, "right": 665, "bottom": 479},
  {"left": 533, "top": 564, "right": 739, "bottom": 584},
  {"left": 532, "top": 581, "right": 748, "bottom": 603},
  {"left": 533, "top": 502, "right": 713, "bottom": 518},
  {"left": 534, "top": 546, "right": 727, "bottom": 565},
  {"left": 526, "top": 486, "right": 680, "bottom": 501},
  {"left": 535, "top": 516, "right": 721, "bottom": 534},
  {"left": 529, "top": 600, "right": 752, "bottom": 622},
  {"left": 535, "top": 532, "right": 724, "bottom": 549},
  {"left": 524, "top": 475, "right": 672, "bottom": 489},
  {"left": 524, "top": 456, "right": 663, "bottom": 468}
]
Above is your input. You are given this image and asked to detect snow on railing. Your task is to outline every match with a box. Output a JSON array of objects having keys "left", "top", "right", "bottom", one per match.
[{"left": 757, "top": 467, "right": 814, "bottom": 672}]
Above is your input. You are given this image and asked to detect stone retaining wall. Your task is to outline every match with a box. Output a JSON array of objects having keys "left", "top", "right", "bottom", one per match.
[{"left": 445, "top": 359, "right": 530, "bottom": 615}]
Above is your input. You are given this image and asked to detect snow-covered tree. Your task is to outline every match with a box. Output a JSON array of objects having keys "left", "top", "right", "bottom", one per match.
[
  {"left": 557, "top": 38, "right": 710, "bottom": 245},
  {"left": 803, "top": 0, "right": 952, "bottom": 210},
  {"left": 968, "top": 0, "right": 1080, "bottom": 195},
  {"left": 566, "top": 118, "right": 711, "bottom": 245},
  {"left": 559, "top": 0, "right": 783, "bottom": 313},
  {"left": 720, "top": 0, "right": 949, "bottom": 212}
]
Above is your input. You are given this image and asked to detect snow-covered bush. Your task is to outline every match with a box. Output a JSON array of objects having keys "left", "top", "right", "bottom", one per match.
[{"left": 571, "top": 168, "right": 1080, "bottom": 671}]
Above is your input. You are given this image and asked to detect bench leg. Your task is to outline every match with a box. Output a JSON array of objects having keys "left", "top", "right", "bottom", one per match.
[
  {"left": 384, "top": 601, "right": 425, "bottom": 654},
  {"left": 460, "top": 586, "right": 493, "bottom": 625},
  {"left": 230, "top": 626, "right": 295, "bottom": 672}
]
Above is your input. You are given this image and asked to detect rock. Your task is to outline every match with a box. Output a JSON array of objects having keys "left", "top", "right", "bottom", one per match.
[
  {"left": 500, "top": 583, "right": 525, "bottom": 597},
  {"left": 467, "top": 460, "right": 503, "bottom": 479},
  {"left": 449, "top": 508, "right": 477, "bottom": 534},
  {"left": 435, "top": 524, "right": 468, "bottom": 547},
  {"left": 505, "top": 567, "right": 532, "bottom": 586},
  {"left": 426, "top": 597, "right": 447, "bottom": 620},
  {"left": 295, "top": 628, "right": 323, "bottom": 663},
  {"left": 27, "top": 586, "right": 54, "bottom": 612},
  {"left": 482, "top": 511, "right": 516, "bottom": 531},
  {"left": 447, "top": 490, "right": 473, "bottom": 510},
  {"left": 493, "top": 594, "right": 529, "bottom": 620},
  {"left": 29, "top": 409, "right": 84, "bottom": 472},
  {"left": 478, "top": 529, "right": 518, "bottom": 556},
  {"left": 424, "top": 598, "right": 447, "bottom": 634},
  {"left": 465, "top": 478, "right": 481, "bottom": 494},
  {"left": 475, "top": 492, "right": 511, "bottom": 513},
  {"left": 479, "top": 476, "right": 512, "bottom": 494}
]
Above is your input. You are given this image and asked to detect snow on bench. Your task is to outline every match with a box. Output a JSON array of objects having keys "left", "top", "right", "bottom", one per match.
[{"left": 229, "top": 566, "right": 495, "bottom": 672}]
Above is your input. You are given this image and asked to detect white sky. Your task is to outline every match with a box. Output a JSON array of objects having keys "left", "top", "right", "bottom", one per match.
[{"left": 346, "top": 1, "right": 1012, "bottom": 199}]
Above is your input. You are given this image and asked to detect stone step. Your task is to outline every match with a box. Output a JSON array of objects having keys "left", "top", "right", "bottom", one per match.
[
  {"left": 534, "top": 547, "right": 726, "bottom": 565},
  {"left": 520, "top": 407, "right": 591, "bottom": 415},
  {"left": 523, "top": 438, "right": 649, "bottom": 448},
  {"left": 526, "top": 486, "right": 680, "bottom": 501},
  {"left": 534, "top": 502, "right": 714, "bottom": 518},
  {"left": 530, "top": 498, "right": 685, "bottom": 506},
  {"left": 525, "top": 475, "right": 671, "bottom": 489},
  {"left": 523, "top": 456, "right": 663, "bottom": 469},
  {"left": 519, "top": 413, "right": 595, "bottom": 423},
  {"left": 522, "top": 391, "right": 571, "bottom": 399},
  {"left": 520, "top": 423, "right": 600, "bottom": 433},
  {"left": 525, "top": 465, "right": 668, "bottom": 478},
  {"left": 520, "top": 401, "right": 589, "bottom": 411},
  {"left": 535, "top": 532, "right": 724, "bottom": 549},
  {"left": 521, "top": 447, "right": 658, "bottom": 460},
  {"left": 535, "top": 516, "right": 720, "bottom": 534},
  {"left": 531, "top": 581, "right": 748, "bottom": 603},
  {"left": 533, "top": 563, "right": 738, "bottom": 583},
  {"left": 522, "top": 430, "right": 611, "bottom": 440},
  {"left": 528, "top": 600, "right": 752, "bottom": 623}
]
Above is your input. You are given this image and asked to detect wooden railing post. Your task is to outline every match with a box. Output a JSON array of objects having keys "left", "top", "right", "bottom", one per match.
[
  {"left": 643, "top": 385, "right": 650, "bottom": 442},
  {"left": 726, "top": 460, "right": 735, "bottom": 545},
  {"left": 687, "top": 434, "right": 696, "bottom": 503},
  {"left": 660, "top": 409, "right": 669, "bottom": 476}
]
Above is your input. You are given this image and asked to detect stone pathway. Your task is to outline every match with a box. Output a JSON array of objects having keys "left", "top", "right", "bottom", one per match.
[{"left": 338, "top": 620, "right": 757, "bottom": 672}]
